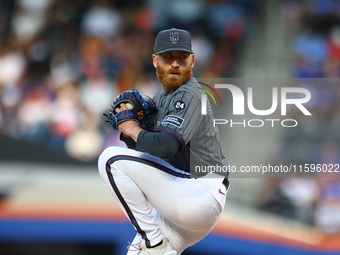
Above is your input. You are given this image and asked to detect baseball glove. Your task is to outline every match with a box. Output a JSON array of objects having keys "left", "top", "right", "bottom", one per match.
[{"left": 103, "top": 89, "right": 158, "bottom": 130}]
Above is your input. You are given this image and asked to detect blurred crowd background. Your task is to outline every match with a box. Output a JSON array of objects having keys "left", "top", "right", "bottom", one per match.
[
  {"left": 258, "top": 0, "right": 340, "bottom": 234},
  {"left": 0, "top": 0, "right": 255, "bottom": 161},
  {"left": 0, "top": 0, "right": 340, "bottom": 237}
]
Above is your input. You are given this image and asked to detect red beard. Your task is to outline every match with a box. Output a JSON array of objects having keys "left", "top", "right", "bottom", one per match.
[{"left": 156, "top": 64, "right": 193, "bottom": 93}]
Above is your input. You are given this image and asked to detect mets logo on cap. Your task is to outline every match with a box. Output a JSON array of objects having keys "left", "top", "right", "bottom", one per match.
[{"left": 169, "top": 32, "right": 179, "bottom": 44}]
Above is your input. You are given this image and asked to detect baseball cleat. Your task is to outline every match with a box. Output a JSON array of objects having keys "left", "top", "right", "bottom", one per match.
[{"left": 128, "top": 238, "right": 177, "bottom": 255}]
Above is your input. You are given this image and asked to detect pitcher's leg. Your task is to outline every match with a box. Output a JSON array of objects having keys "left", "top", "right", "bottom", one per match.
[
  {"left": 98, "top": 147, "right": 163, "bottom": 247},
  {"left": 151, "top": 190, "right": 224, "bottom": 254},
  {"left": 98, "top": 146, "right": 226, "bottom": 253}
]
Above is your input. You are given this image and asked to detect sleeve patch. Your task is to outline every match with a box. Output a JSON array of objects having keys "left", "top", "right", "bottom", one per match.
[
  {"left": 162, "top": 115, "right": 184, "bottom": 128},
  {"left": 174, "top": 100, "right": 186, "bottom": 110}
]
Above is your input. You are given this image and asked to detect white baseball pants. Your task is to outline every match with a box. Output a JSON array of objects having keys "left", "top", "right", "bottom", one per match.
[{"left": 98, "top": 146, "right": 228, "bottom": 254}]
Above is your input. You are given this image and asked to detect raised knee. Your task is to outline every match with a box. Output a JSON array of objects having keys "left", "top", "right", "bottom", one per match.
[
  {"left": 98, "top": 146, "right": 121, "bottom": 177},
  {"left": 101, "top": 146, "right": 121, "bottom": 158}
]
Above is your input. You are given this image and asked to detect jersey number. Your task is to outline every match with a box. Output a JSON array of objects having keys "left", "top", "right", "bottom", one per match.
[{"left": 175, "top": 101, "right": 185, "bottom": 110}]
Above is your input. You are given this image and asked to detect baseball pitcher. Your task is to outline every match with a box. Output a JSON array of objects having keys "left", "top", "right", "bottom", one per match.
[{"left": 98, "top": 28, "right": 229, "bottom": 255}]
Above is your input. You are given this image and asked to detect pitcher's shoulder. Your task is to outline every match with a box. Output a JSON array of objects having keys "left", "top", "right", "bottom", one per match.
[{"left": 175, "top": 77, "right": 203, "bottom": 98}]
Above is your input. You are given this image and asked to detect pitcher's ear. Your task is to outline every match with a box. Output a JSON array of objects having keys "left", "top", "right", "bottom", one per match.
[
  {"left": 191, "top": 54, "right": 195, "bottom": 68},
  {"left": 152, "top": 54, "right": 158, "bottom": 68}
]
